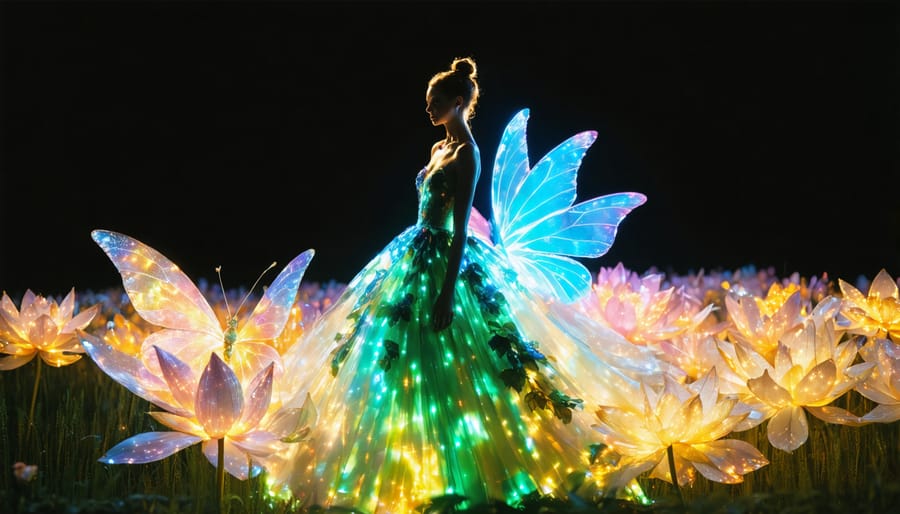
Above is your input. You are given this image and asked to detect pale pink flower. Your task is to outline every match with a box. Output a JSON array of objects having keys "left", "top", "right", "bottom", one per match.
[
  {"left": 582, "top": 263, "right": 715, "bottom": 347},
  {"left": 97, "top": 347, "right": 308, "bottom": 480}
]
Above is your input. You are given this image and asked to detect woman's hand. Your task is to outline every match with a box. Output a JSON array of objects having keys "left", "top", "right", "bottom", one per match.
[{"left": 432, "top": 288, "right": 455, "bottom": 331}]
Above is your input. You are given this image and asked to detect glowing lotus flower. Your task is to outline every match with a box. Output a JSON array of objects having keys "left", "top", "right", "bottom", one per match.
[
  {"left": 583, "top": 263, "right": 715, "bottom": 346},
  {"left": 856, "top": 338, "right": 900, "bottom": 423},
  {"left": 723, "top": 284, "right": 806, "bottom": 361},
  {"left": 658, "top": 332, "right": 744, "bottom": 392},
  {"left": 98, "top": 346, "right": 295, "bottom": 479},
  {"left": 593, "top": 368, "right": 768, "bottom": 490},
  {"left": 0, "top": 289, "right": 99, "bottom": 369},
  {"left": 745, "top": 312, "right": 874, "bottom": 452},
  {"left": 838, "top": 269, "right": 900, "bottom": 342}
]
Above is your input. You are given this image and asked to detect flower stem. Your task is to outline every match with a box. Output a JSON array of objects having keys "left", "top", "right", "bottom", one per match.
[
  {"left": 667, "top": 444, "right": 684, "bottom": 506},
  {"left": 217, "top": 437, "right": 225, "bottom": 514},
  {"left": 26, "top": 357, "right": 42, "bottom": 443}
]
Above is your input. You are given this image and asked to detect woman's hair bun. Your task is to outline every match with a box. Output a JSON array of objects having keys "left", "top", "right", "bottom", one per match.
[{"left": 451, "top": 57, "right": 477, "bottom": 79}]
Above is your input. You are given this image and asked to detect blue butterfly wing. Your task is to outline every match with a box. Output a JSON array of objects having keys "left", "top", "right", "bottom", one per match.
[
  {"left": 511, "top": 192, "right": 647, "bottom": 257},
  {"left": 490, "top": 108, "right": 531, "bottom": 236},
  {"left": 488, "top": 109, "right": 646, "bottom": 303},
  {"left": 500, "top": 130, "right": 594, "bottom": 246}
]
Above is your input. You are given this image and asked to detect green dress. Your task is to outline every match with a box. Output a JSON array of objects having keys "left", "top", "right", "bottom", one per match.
[{"left": 270, "top": 165, "right": 649, "bottom": 513}]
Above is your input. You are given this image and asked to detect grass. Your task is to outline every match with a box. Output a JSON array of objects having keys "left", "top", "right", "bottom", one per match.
[{"left": 3, "top": 354, "right": 899, "bottom": 514}]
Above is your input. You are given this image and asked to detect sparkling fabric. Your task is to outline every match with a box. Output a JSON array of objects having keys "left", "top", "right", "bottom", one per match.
[{"left": 271, "top": 166, "right": 651, "bottom": 513}]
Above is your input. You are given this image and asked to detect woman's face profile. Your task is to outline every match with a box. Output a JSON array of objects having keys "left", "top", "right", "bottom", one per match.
[{"left": 425, "top": 87, "right": 456, "bottom": 126}]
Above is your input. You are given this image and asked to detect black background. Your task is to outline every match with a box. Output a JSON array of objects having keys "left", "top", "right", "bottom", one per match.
[{"left": 1, "top": 1, "right": 898, "bottom": 300}]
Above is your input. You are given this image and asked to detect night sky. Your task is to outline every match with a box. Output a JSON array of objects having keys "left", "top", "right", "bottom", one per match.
[{"left": 1, "top": 1, "right": 898, "bottom": 301}]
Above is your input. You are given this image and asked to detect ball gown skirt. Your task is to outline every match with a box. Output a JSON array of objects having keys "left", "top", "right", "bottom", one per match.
[{"left": 269, "top": 167, "right": 653, "bottom": 513}]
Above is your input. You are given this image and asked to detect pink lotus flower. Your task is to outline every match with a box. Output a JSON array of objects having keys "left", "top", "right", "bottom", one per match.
[
  {"left": 582, "top": 263, "right": 715, "bottom": 347},
  {"left": 97, "top": 346, "right": 300, "bottom": 479}
]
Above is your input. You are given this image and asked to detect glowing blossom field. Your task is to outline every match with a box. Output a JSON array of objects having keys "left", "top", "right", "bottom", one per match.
[{"left": 2, "top": 261, "right": 900, "bottom": 514}]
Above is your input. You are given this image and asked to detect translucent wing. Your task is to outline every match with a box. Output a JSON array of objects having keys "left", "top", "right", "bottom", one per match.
[
  {"left": 91, "top": 229, "right": 221, "bottom": 338},
  {"left": 238, "top": 249, "right": 315, "bottom": 342},
  {"left": 92, "top": 229, "right": 315, "bottom": 378},
  {"left": 471, "top": 108, "right": 646, "bottom": 303}
]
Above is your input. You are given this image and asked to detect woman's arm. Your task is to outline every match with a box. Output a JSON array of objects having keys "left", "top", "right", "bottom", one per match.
[{"left": 432, "top": 143, "right": 480, "bottom": 330}]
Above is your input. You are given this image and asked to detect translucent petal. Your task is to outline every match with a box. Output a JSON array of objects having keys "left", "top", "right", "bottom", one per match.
[
  {"left": 201, "top": 438, "right": 262, "bottom": 480},
  {"left": 691, "top": 440, "right": 769, "bottom": 480},
  {"left": 0, "top": 352, "right": 36, "bottom": 370},
  {"left": 793, "top": 360, "right": 836, "bottom": 405},
  {"left": 149, "top": 411, "right": 205, "bottom": 436},
  {"left": 154, "top": 346, "right": 199, "bottom": 412},
  {"left": 98, "top": 431, "right": 201, "bottom": 464},
  {"left": 748, "top": 370, "right": 791, "bottom": 407},
  {"left": 806, "top": 405, "right": 868, "bottom": 426},
  {"left": 62, "top": 304, "right": 99, "bottom": 333},
  {"left": 196, "top": 353, "right": 242, "bottom": 438},
  {"left": 860, "top": 403, "right": 900, "bottom": 423},
  {"left": 79, "top": 333, "right": 182, "bottom": 414},
  {"left": 236, "top": 363, "right": 274, "bottom": 433},
  {"left": 870, "top": 269, "right": 900, "bottom": 300},
  {"left": 767, "top": 405, "right": 808, "bottom": 452}
]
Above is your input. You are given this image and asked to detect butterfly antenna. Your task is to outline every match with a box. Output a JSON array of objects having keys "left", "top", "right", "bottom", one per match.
[
  {"left": 234, "top": 261, "right": 278, "bottom": 318},
  {"left": 215, "top": 266, "right": 234, "bottom": 318}
]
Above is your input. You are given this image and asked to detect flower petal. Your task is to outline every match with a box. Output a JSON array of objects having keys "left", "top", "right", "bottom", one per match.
[
  {"left": 79, "top": 332, "right": 184, "bottom": 415},
  {"left": 0, "top": 352, "right": 36, "bottom": 370},
  {"left": 793, "top": 360, "right": 836, "bottom": 405},
  {"left": 860, "top": 403, "right": 900, "bottom": 424},
  {"left": 196, "top": 352, "right": 242, "bottom": 438},
  {"left": 149, "top": 411, "right": 206, "bottom": 437},
  {"left": 748, "top": 369, "right": 791, "bottom": 407},
  {"left": 236, "top": 363, "right": 274, "bottom": 433},
  {"left": 201, "top": 438, "right": 262, "bottom": 480},
  {"left": 689, "top": 440, "right": 769, "bottom": 483},
  {"left": 154, "top": 345, "right": 199, "bottom": 412},
  {"left": 806, "top": 405, "right": 868, "bottom": 426},
  {"left": 98, "top": 431, "right": 201, "bottom": 464},
  {"left": 767, "top": 405, "right": 808, "bottom": 452}
]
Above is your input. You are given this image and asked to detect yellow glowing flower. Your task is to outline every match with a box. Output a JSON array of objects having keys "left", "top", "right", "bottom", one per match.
[
  {"left": 98, "top": 312, "right": 149, "bottom": 357},
  {"left": 746, "top": 313, "right": 873, "bottom": 452},
  {"left": 838, "top": 269, "right": 900, "bottom": 342},
  {"left": 658, "top": 332, "right": 744, "bottom": 391},
  {"left": 856, "top": 338, "right": 900, "bottom": 423},
  {"left": 593, "top": 368, "right": 768, "bottom": 490},
  {"left": 0, "top": 289, "right": 99, "bottom": 369},
  {"left": 724, "top": 285, "right": 806, "bottom": 361}
]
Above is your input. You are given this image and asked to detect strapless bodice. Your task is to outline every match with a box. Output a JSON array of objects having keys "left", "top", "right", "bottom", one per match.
[{"left": 416, "top": 167, "right": 455, "bottom": 232}]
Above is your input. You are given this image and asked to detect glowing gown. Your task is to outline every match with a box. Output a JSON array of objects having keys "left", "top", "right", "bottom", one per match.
[{"left": 268, "top": 162, "right": 655, "bottom": 512}]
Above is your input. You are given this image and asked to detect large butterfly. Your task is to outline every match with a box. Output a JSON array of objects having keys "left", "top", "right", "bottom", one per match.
[
  {"left": 91, "top": 229, "right": 314, "bottom": 381},
  {"left": 468, "top": 108, "right": 646, "bottom": 303}
]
